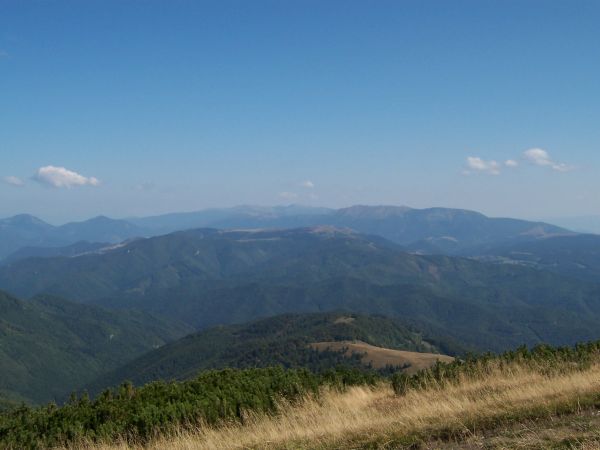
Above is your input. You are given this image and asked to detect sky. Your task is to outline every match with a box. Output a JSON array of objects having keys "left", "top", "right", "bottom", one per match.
[{"left": 1, "top": 0, "right": 599, "bottom": 224}]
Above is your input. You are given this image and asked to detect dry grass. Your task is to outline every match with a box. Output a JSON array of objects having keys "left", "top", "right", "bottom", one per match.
[
  {"left": 75, "top": 363, "right": 600, "bottom": 450},
  {"left": 452, "top": 409, "right": 600, "bottom": 449},
  {"left": 311, "top": 340, "right": 454, "bottom": 373}
]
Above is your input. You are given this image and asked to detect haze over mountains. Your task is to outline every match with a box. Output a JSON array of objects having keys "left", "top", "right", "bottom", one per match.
[
  {"left": 0, "top": 214, "right": 143, "bottom": 260},
  {"left": 0, "top": 205, "right": 574, "bottom": 261},
  {"left": 3, "top": 204, "right": 597, "bottom": 284}
]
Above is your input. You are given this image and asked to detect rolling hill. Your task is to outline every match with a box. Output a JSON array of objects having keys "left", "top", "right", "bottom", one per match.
[
  {"left": 86, "top": 312, "right": 457, "bottom": 394},
  {"left": 0, "top": 290, "right": 191, "bottom": 404},
  {"left": 1, "top": 227, "right": 599, "bottom": 352}
]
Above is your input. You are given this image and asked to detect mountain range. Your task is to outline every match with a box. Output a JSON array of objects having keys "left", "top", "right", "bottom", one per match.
[
  {"left": 0, "top": 205, "right": 574, "bottom": 261},
  {"left": 0, "top": 214, "right": 143, "bottom": 260},
  {"left": 127, "top": 205, "right": 572, "bottom": 256},
  {"left": 1, "top": 226, "right": 599, "bottom": 354},
  {"left": 2, "top": 205, "right": 600, "bottom": 409}
]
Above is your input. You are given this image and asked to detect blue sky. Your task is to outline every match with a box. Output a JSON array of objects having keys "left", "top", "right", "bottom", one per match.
[{"left": 1, "top": 0, "right": 599, "bottom": 223}]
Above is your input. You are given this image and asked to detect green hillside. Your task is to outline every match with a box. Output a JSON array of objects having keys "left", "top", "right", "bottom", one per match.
[
  {"left": 0, "top": 291, "right": 191, "bottom": 404},
  {"left": 87, "top": 312, "right": 460, "bottom": 394},
  {"left": 0, "top": 228, "right": 599, "bottom": 352}
]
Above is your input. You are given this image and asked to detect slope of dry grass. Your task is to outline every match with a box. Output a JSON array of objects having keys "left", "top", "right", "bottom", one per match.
[
  {"left": 311, "top": 340, "right": 454, "bottom": 373},
  {"left": 77, "top": 363, "right": 600, "bottom": 450}
]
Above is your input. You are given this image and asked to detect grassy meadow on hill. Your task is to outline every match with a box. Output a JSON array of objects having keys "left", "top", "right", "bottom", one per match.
[{"left": 310, "top": 340, "right": 454, "bottom": 373}]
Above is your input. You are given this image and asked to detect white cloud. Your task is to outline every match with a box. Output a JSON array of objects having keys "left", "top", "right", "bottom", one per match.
[
  {"left": 523, "top": 148, "right": 573, "bottom": 172},
  {"left": 279, "top": 191, "right": 298, "bottom": 200},
  {"left": 464, "top": 157, "right": 501, "bottom": 175},
  {"left": 523, "top": 148, "right": 552, "bottom": 166},
  {"left": 33, "top": 165, "right": 100, "bottom": 188},
  {"left": 300, "top": 180, "right": 315, "bottom": 189},
  {"left": 3, "top": 176, "right": 24, "bottom": 187},
  {"left": 505, "top": 159, "right": 518, "bottom": 167}
]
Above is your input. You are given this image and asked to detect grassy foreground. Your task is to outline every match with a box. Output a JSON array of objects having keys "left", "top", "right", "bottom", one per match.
[
  {"left": 3, "top": 343, "right": 600, "bottom": 449},
  {"left": 80, "top": 363, "right": 600, "bottom": 449},
  {"left": 62, "top": 343, "right": 600, "bottom": 450}
]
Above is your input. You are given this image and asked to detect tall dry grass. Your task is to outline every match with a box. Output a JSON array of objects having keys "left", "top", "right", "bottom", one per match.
[{"left": 75, "top": 363, "right": 600, "bottom": 450}]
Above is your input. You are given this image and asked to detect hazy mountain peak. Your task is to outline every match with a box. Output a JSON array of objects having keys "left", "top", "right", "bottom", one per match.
[
  {"left": 336, "top": 205, "right": 413, "bottom": 219},
  {"left": 0, "top": 214, "right": 53, "bottom": 228}
]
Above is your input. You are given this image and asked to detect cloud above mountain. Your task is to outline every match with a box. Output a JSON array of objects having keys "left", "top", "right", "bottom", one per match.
[
  {"left": 33, "top": 166, "right": 100, "bottom": 188},
  {"left": 523, "top": 148, "right": 572, "bottom": 172},
  {"left": 464, "top": 157, "right": 502, "bottom": 175},
  {"left": 464, "top": 149, "right": 571, "bottom": 175}
]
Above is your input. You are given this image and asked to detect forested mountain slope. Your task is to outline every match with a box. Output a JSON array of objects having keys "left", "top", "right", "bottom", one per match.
[
  {"left": 1, "top": 228, "right": 598, "bottom": 352},
  {"left": 0, "top": 291, "right": 191, "bottom": 404},
  {"left": 87, "top": 312, "right": 459, "bottom": 393},
  {"left": 474, "top": 234, "right": 600, "bottom": 282}
]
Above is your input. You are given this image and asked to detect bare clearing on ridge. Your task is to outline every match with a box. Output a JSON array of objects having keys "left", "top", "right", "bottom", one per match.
[{"left": 310, "top": 340, "right": 454, "bottom": 373}]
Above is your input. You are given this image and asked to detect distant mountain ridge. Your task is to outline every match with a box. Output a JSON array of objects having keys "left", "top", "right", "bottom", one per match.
[
  {"left": 2, "top": 226, "right": 599, "bottom": 352},
  {"left": 130, "top": 205, "right": 572, "bottom": 254},
  {"left": 0, "top": 205, "right": 574, "bottom": 260},
  {"left": 0, "top": 214, "right": 145, "bottom": 259}
]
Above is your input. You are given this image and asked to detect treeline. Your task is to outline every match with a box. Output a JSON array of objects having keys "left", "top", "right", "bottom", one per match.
[
  {"left": 392, "top": 341, "right": 600, "bottom": 395},
  {"left": 0, "top": 367, "right": 379, "bottom": 449}
]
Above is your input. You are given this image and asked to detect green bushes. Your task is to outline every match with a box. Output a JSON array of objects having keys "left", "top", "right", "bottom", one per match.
[
  {"left": 0, "top": 366, "right": 379, "bottom": 449},
  {"left": 391, "top": 340, "right": 600, "bottom": 396}
]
